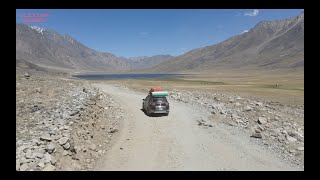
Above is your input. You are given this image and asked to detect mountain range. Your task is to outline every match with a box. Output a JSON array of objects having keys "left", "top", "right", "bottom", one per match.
[
  {"left": 145, "top": 12, "right": 304, "bottom": 73},
  {"left": 16, "top": 24, "right": 173, "bottom": 73},
  {"left": 16, "top": 12, "right": 304, "bottom": 73}
]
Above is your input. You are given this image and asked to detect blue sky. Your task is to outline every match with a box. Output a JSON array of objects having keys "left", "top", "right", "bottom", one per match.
[{"left": 16, "top": 9, "right": 303, "bottom": 58}]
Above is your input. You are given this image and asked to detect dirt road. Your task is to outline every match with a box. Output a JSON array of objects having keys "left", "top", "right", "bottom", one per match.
[{"left": 93, "top": 83, "right": 301, "bottom": 171}]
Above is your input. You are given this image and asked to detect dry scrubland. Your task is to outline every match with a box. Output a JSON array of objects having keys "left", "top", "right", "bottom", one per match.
[{"left": 104, "top": 69, "right": 304, "bottom": 107}]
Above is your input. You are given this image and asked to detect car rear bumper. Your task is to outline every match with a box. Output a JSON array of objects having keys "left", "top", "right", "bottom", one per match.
[{"left": 150, "top": 110, "right": 169, "bottom": 114}]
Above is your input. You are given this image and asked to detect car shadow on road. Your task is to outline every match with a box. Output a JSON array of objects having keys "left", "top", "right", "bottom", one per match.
[{"left": 140, "top": 109, "right": 165, "bottom": 117}]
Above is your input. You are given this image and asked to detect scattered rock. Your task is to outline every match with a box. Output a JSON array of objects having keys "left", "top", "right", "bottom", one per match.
[
  {"left": 288, "top": 131, "right": 304, "bottom": 142},
  {"left": 37, "top": 162, "right": 45, "bottom": 168},
  {"left": 24, "top": 73, "right": 30, "bottom": 78},
  {"left": 285, "top": 135, "right": 297, "bottom": 143},
  {"left": 231, "top": 113, "right": 240, "bottom": 119},
  {"left": 271, "top": 128, "right": 281, "bottom": 134},
  {"left": 265, "top": 122, "right": 274, "bottom": 128},
  {"left": 42, "top": 164, "right": 56, "bottom": 171},
  {"left": 62, "top": 150, "right": 70, "bottom": 156},
  {"left": 257, "top": 117, "right": 267, "bottom": 124},
  {"left": 35, "top": 88, "right": 42, "bottom": 93},
  {"left": 71, "top": 162, "right": 82, "bottom": 170},
  {"left": 278, "top": 136, "right": 287, "bottom": 144},
  {"left": 88, "top": 144, "right": 97, "bottom": 151},
  {"left": 256, "top": 102, "right": 263, "bottom": 106},
  {"left": 251, "top": 133, "right": 262, "bottom": 138},
  {"left": 40, "top": 134, "right": 52, "bottom": 141},
  {"left": 46, "top": 143, "right": 55, "bottom": 154},
  {"left": 258, "top": 125, "right": 265, "bottom": 131},
  {"left": 62, "top": 133, "right": 70, "bottom": 138},
  {"left": 17, "top": 145, "right": 28, "bottom": 153},
  {"left": 31, "top": 138, "right": 41, "bottom": 146},
  {"left": 109, "top": 128, "right": 118, "bottom": 133},
  {"left": 70, "top": 110, "right": 79, "bottom": 116},
  {"left": 43, "top": 153, "right": 56, "bottom": 165},
  {"left": 76, "top": 131, "right": 82, "bottom": 137},
  {"left": 19, "top": 164, "right": 29, "bottom": 171},
  {"left": 58, "top": 137, "right": 69, "bottom": 145},
  {"left": 296, "top": 147, "right": 304, "bottom": 151},
  {"left": 25, "top": 151, "right": 35, "bottom": 159},
  {"left": 20, "top": 157, "right": 33, "bottom": 164},
  {"left": 227, "top": 121, "right": 237, "bottom": 127},
  {"left": 16, "top": 161, "right": 20, "bottom": 171},
  {"left": 83, "top": 87, "right": 88, "bottom": 93},
  {"left": 255, "top": 129, "right": 262, "bottom": 133},
  {"left": 245, "top": 106, "right": 253, "bottom": 111},
  {"left": 273, "top": 117, "right": 279, "bottom": 121},
  {"left": 50, "top": 156, "right": 57, "bottom": 165},
  {"left": 34, "top": 152, "right": 44, "bottom": 159},
  {"left": 289, "top": 149, "right": 297, "bottom": 154},
  {"left": 63, "top": 142, "right": 71, "bottom": 150}
]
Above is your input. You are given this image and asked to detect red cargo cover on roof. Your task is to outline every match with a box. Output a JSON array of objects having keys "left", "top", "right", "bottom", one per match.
[{"left": 149, "top": 87, "right": 163, "bottom": 92}]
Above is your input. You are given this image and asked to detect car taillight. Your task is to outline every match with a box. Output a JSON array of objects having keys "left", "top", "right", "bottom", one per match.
[{"left": 149, "top": 102, "right": 156, "bottom": 106}]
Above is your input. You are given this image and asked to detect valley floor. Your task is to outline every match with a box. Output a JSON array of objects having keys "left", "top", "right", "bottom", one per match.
[{"left": 16, "top": 71, "right": 304, "bottom": 171}]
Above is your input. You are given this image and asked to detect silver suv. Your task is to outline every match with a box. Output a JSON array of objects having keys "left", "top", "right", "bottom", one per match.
[{"left": 142, "top": 95, "right": 169, "bottom": 116}]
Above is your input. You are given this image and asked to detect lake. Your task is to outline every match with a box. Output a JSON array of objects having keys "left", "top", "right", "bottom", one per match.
[{"left": 73, "top": 74, "right": 188, "bottom": 80}]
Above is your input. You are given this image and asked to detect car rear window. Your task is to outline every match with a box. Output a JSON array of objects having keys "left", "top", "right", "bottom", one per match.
[{"left": 152, "top": 97, "right": 167, "bottom": 102}]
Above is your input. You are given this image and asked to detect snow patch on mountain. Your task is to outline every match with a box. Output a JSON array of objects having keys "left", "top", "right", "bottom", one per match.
[{"left": 30, "top": 26, "right": 44, "bottom": 35}]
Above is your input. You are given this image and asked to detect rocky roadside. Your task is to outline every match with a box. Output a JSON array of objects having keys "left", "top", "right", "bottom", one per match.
[
  {"left": 16, "top": 73, "right": 124, "bottom": 171},
  {"left": 168, "top": 89, "right": 304, "bottom": 168}
]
